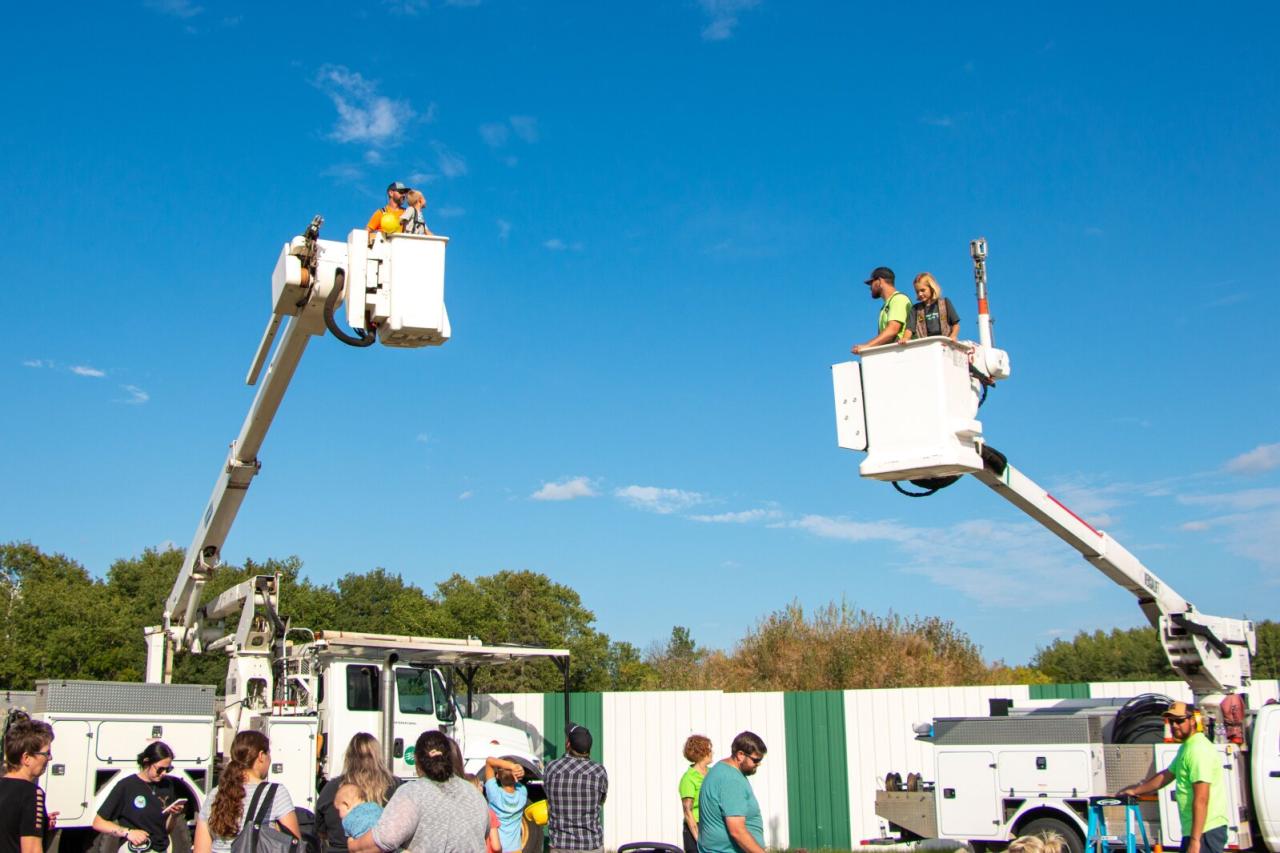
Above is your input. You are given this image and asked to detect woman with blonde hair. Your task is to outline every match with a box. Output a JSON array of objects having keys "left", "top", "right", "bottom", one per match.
[
  {"left": 678, "top": 735, "right": 713, "bottom": 853},
  {"left": 317, "top": 733, "right": 399, "bottom": 853},
  {"left": 903, "top": 272, "right": 960, "bottom": 341},
  {"left": 195, "top": 730, "right": 300, "bottom": 853}
]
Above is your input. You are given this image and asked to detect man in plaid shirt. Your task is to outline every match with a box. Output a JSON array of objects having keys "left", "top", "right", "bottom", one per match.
[{"left": 544, "top": 724, "right": 608, "bottom": 853}]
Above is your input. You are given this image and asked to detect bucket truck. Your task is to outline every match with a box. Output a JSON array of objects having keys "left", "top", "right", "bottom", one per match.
[
  {"left": 15, "top": 222, "right": 567, "bottom": 853},
  {"left": 831, "top": 240, "right": 1279, "bottom": 853}
]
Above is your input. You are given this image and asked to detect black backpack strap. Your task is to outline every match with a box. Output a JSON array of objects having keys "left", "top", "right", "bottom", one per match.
[
  {"left": 254, "top": 783, "right": 279, "bottom": 826},
  {"left": 243, "top": 783, "right": 269, "bottom": 833}
]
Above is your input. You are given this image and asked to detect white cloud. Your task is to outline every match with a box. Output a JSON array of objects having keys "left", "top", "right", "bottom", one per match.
[
  {"left": 698, "top": 0, "right": 759, "bottom": 40},
  {"left": 407, "top": 171, "right": 436, "bottom": 186},
  {"left": 364, "top": 149, "right": 384, "bottom": 165},
  {"left": 543, "top": 238, "right": 583, "bottom": 252},
  {"left": 1179, "top": 488, "right": 1280, "bottom": 512},
  {"left": 920, "top": 116, "right": 954, "bottom": 127},
  {"left": 435, "top": 206, "right": 465, "bottom": 218},
  {"left": 322, "top": 163, "right": 365, "bottom": 185},
  {"left": 22, "top": 359, "right": 47, "bottom": 368},
  {"left": 786, "top": 513, "right": 914, "bottom": 543},
  {"left": 145, "top": 0, "right": 202, "bottom": 18},
  {"left": 1225, "top": 443, "right": 1280, "bottom": 475},
  {"left": 458, "top": 490, "right": 474, "bottom": 500},
  {"left": 118, "top": 385, "right": 149, "bottom": 404},
  {"left": 432, "top": 141, "right": 468, "bottom": 178},
  {"left": 416, "top": 433, "right": 430, "bottom": 444},
  {"left": 509, "top": 116, "right": 539, "bottom": 143},
  {"left": 315, "top": 65, "right": 414, "bottom": 147},
  {"left": 532, "top": 476, "right": 598, "bottom": 502},
  {"left": 497, "top": 219, "right": 512, "bottom": 241},
  {"left": 613, "top": 485, "right": 705, "bottom": 514},
  {"left": 70, "top": 365, "right": 106, "bottom": 378},
  {"left": 690, "top": 508, "right": 781, "bottom": 524},
  {"left": 386, "top": 0, "right": 480, "bottom": 12},
  {"left": 479, "top": 123, "right": 509, "bottom": 148}
]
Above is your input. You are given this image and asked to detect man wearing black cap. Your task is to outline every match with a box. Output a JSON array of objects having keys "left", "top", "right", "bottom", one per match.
[
  {"left": 365, "top": 181, "right": 409, "bottom": 234},
  {"left": 851, "top": 266, "right": 912, "bottom": 355},
  {"left": 544, "top": 724, "right": 608, "bottom": 853}
]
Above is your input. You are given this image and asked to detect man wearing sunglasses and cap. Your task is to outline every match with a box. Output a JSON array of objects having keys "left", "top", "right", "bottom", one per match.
[
  {"left": 366, "top": 181, "right": 410, "bottom": 235},
  {"left": 1117, "top": 702, "right": 1228, "bottom": 853}
]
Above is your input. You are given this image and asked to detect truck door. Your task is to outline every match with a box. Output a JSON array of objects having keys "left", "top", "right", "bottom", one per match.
[
  {"left": 936, "top": 750, "right": 1000, "bottom": 839},
  {"left": 1251, "top": 705, "right": 1280, "bottom": 853},
  {"left": 42, "top": 720, "right": 92, "bottom": 822},
  {"left": 391, "top": 667, "right": 456, "bottom": 777},
  {"left": 323, "top": 663, "right": 383, "bottom": 780}
]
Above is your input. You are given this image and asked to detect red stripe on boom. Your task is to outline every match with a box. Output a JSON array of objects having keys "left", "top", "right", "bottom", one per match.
[{"left": 1047, "top": 493, "right": 1102, "bottom": 537}]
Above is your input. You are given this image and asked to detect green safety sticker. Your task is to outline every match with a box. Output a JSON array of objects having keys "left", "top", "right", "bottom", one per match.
[{"left": 403, "top": 746, "right": 415, "bottom": 767}]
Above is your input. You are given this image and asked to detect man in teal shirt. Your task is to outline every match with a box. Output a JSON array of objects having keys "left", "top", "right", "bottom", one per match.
[
  {"left": 697, "top": 731, "right": 766, "bottom": 853},
  {"left": 1118, "top": 702, "right": 1229, "bottom": 853},
  {"left": 852, "top": 266, "right": 911, "bottom": 354}
]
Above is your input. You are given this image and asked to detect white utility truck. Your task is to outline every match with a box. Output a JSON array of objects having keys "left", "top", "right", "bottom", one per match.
[
  {"left": 832, "top": 240, "right": 1280, "bottom": 853},
  {"left": 12, "top": 220, "right": 568, "bottom": 853}
]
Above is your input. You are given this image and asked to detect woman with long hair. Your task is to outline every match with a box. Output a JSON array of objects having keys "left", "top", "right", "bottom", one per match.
[
  {"left": 678, "top": 735, "right": 713, "bottom": 853},
  {"left": 195, "top": 731, "right": 301, "bottom": 853},
  {"left": 93, "top": 741, "right": 185, "bottom": 852},
  {"left": 316, "top": 734, "right": 398, "bottom": 853},
  {"left": 347, "top": 730, "right": 488, "bottom": 853},
  {"left": 902, "top": 272, "right": 960, "bottom": 342}
]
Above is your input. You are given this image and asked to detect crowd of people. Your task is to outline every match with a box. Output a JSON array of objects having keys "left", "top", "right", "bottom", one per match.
[{"left": 3, "top": 699, "right": 1228, "bottom": 853}]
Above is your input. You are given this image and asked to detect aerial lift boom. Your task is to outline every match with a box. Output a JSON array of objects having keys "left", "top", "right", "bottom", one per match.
[
  {"left": 145, "top": 218, "right": 451, "bottom": 685},
  {"left": 832, "top": 239, "right": 1255, "bottom": 717}
]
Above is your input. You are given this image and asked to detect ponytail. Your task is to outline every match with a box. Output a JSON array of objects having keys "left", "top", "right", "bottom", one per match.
[{"left": 208, "top": 731, "right": 269, "bottom": 837}]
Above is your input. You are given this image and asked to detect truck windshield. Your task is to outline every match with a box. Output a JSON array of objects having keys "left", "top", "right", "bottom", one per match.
[
  {"left": 396, "top": 668, "right": 434, "bottom": 715},
  {"left": 432, "top": 668, "right": 455, "bottom": 722}
]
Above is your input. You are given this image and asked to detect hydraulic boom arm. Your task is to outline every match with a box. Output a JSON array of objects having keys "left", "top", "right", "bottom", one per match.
[{"left": 145, "top": 219, "right": 451, "bottom": 683}]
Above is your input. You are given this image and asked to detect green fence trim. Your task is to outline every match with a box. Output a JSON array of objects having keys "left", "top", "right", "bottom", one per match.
[
  {"left": 542, "top": 691, "right": 604, "bottom": 764},
  {"left": 784, "top": 690, "right": 851, "bottom": 850},
  {"left": 1029, "top": 682, "right": 1091, "bottom": 699}
]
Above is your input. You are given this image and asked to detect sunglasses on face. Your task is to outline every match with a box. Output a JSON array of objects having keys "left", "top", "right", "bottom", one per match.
[{"left": 154, "top": 765, "right": 174, "bottom": 774}]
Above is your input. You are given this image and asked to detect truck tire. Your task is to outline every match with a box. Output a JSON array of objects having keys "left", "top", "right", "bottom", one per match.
[{"left": 1017, "top": 817, "right": 1084, "bottom": 853}]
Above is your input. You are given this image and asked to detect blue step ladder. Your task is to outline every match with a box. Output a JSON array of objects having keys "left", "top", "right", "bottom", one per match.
[{"left": 1086, "top": 796, "right": 1152, "bottom": 853}]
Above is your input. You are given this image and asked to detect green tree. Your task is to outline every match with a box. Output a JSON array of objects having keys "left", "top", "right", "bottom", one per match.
[
  {"left": 1031, "top": 627, "right": 1174, "bottom": 683},
  {"left": 645, "top": 626, "right": 709, "bottom": 690},
  {"left": 0, "top": 543, "right": 139, "bottom": 688},
  {"left": 434, "top": 570, "right": 613, "bottom": 692}
]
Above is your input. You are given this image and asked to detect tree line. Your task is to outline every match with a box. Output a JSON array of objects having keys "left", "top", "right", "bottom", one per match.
[{"left": 1, "top": 542, "right": 1275, "bottom": 694}]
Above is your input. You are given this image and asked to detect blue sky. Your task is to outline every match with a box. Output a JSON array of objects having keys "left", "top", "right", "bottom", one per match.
[{"left": 3, "top": 1, "right": 1278, "bottom": 668}]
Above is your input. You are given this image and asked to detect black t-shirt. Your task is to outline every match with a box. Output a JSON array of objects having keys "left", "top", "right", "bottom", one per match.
[
  {"left": 913, "top": 297, "right": 960, "bottom": 337},
  {"left": 0, "top": 777, "right": 46, "bottom": 853},
  {"left": 98, "top": 774, "right": 175, "bottom": 852}
]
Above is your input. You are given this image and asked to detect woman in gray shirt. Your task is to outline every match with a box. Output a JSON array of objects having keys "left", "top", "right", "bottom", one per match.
[{"left": 347, "top": 731, "right": 488, "bottom": 853}]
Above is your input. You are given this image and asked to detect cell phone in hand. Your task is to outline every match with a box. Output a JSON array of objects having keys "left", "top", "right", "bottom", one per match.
[{"left": 166, "top": 799, "right": 189, "bottom": 812}]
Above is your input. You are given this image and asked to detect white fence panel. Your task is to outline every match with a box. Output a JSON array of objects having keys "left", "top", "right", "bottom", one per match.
[
  {"left": 602, "top": 690, "right": 789, "bottom": 850},
  {"left": 844, "top": 683, "right": 1032, "bottom": 843}
]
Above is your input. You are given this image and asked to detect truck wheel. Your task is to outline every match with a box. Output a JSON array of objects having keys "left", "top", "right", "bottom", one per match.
[{"left": 1018, "top": 817, "right": 1083, "bottom": 853}]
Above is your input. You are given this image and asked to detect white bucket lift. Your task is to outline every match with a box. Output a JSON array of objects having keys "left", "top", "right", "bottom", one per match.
[
  {"left": 833, "top": 337, "right": 986, "bottom": 481},
  {"left": 345, "top": 231, "right": 451, "bottom": 348}
]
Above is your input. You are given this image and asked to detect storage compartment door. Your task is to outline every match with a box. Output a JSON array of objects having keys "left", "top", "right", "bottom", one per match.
[
  {"left": 263, "top": 719, "right": 318, "bottom": 813},
  {"left": 997, "top": 749, "right": 1091, "bottom": 796},
  {"left": 43, "top": 720, "right": 92, "bottom": 822},
  {"left": 936, "top": 750, "right": 1000, "bottom": 839}
]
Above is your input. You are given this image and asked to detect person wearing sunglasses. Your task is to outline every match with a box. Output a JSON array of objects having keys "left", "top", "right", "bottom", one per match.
[
  {"left": 93, "top": 742, "right": 185, "bottom": 852},
  {"left": 696, "top": 731, "right": 768, "bottom": 853},
  {"left": 1117, "top": 701, "right": 1228, "bottom": 853}
]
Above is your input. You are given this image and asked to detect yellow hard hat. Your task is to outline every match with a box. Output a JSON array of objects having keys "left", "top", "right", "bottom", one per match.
[{"left": 380, "top": 212, "right": 402, "bottom": 234}]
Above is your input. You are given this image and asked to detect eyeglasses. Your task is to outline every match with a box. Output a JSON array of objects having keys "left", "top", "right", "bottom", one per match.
[
  {"left": 32, "top": 751, "right": 52, "bottom": 759},
  {"left": 154, "top": 765, "right": 174, "bottom": 774},
  {"left": 739, "top": 752, "right": 764, "bottom": 764},
  {"left": 1165, "top": 716, "right": 1189, "bottom": 723}
]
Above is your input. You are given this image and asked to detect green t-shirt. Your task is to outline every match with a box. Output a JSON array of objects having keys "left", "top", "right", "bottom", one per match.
[
  {"left": 1168, "top": 732, "right": 1229, "bottom": 837},
  {"left": 697, "top": 761, "right": 763, "bottom": 853},
  {"left": 678, "top": 765, "right": 706, "bottom": 823},
  {"left": 878, "top": 292, "right": 910, "bottom": 341}
]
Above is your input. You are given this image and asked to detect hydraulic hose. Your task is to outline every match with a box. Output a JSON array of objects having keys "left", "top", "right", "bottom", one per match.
[{"left": 324, "top": 269, "right": 377, "bottom": 348}]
